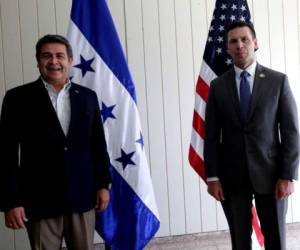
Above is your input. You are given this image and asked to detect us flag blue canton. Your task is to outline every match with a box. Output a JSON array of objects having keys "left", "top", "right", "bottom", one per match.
[
  {"left": 67, "top": 0, "right": 160, "bottom": 249},
  {"left": 204, "top": 0, "right": 251, "bottom": 76}
]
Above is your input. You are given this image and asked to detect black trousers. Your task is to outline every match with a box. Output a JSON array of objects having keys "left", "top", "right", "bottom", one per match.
[{"left": 221, "top": 191, "right": 288, "bottom": 250}]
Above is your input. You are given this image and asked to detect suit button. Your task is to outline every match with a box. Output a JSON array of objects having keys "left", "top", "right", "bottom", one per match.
[{"left": 64, "top": 147, "right": 68, "bottom": 151}]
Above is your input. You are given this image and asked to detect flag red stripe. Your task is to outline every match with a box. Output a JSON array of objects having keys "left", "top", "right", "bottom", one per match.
[
  {"left": 188, "top": 145, "right": 206, "bottom": 182},
  {"left": 251, "top": 207, "right": 265, "bottom": 246},
  {"left": 196, "top": 76, "right": 210, "bottom": 103},
  {"left": 192, "top": 110, "right": 205, "bottom": 139}
]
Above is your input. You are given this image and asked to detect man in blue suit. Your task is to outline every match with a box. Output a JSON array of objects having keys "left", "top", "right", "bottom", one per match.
[
  {"left": 0, "top": 34, "right": 111, "bottom": 250},
  {"left": 204, "top": 22, "right": 299, "bottom": 250}
]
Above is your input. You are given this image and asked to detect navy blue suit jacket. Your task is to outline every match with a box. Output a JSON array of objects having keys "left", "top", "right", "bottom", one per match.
[{"left": 0, "top": 78, "right": 111, "bottom": 220}]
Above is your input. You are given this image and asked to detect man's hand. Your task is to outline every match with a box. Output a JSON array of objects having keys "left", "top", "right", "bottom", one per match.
[
  {"left": 275, "top": 179, "right": 294, "bottom": 199},
  {"left": 95, "top": 188, "right": 110, "bottom": 212},
  {"left": 207, "top": 180, "right": 225, "bottom": 201},
  {"left": 5, "top": 207, "right": 28, "bottom": 229}
]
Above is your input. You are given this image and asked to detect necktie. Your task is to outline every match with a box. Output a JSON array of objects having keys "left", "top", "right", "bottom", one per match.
[{"left": 239, "top": 71, "right": 251, "bottom": 123}]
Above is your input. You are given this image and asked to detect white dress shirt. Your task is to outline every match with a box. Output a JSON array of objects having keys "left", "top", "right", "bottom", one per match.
[
  {"left": 234, "top": 61, "right": 256, "bottom": 99},
  {"left": 43, "top": 78, "right": 71, "bottom": 136}
]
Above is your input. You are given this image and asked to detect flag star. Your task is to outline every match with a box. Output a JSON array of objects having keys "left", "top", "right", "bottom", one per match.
[
  {"left": 230, "top": 15, "right": 236, "bottom": 21},
  {"left": 136, "top": 132, "right": 144, "bottom": 149},
  {"left": 240, "top": 16, "right": 246, "bottom": 22},
  {"left": 208, "top": 36, "right": 213, "bottom": 42},
  {"left": 217, "top": 36, "right": 224, "bottom": 43},
  {"left": 101, "top": 102, "right": 116, "bottom": 123},
  {"left": 74, "top": 55, "right": 95, "bottom": 77},
  {"left": 209, "top": 25, "right": 214, "bottom": 32},
  {"left": 221, "top": 4, "right": 227, "bottom": 10},
  {"left": 231, "top": 4, "right": 237, "bottom": 10},
  {"left": 225, "top": 58, "right": 233, "bottom": 65},
  {"left": 115, "top": 149, "right": 136, "bottom": 170},
  {"left": 219, "top": 25, "right": 225, "bottom": 32},
  {"left": 241, "top": 5, "right": 247, "bottom": 11},
  {"left": 216, "top": 47, "right": 222, "bottom": 54},
  {"left": 219, "top": 15, "right": 226, "bottom": 21}
]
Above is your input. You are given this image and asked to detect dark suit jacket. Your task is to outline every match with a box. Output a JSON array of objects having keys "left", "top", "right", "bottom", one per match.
[
  {"left": 0, "top": 78, "right": 111, "bottom": 220},
  {"left": 204, "top": 64, "right": 299, "bottom": 194}
]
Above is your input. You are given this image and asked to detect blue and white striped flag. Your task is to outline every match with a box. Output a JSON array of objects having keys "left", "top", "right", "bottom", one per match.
[{"left": 67, "top": 0, "right": 160, "bottom": 249}]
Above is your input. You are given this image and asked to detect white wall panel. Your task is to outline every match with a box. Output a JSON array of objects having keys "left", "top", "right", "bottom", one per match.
[
  {"left": 0, "top": 1, "right": 300, "bottom": 249},
  {"left": 15, "top": 229, "right": 30, "bottom": 250},
  {"left": 0, "top": 3, "right": 6, "bottom": 107},
  {"left": 55, "top": 0, "right": 72, "bottom": 36},
  {"left": 191, "top": 0, "right": 208, "bottom": 81},
  {"left": 267, "top": 0, "right": 285, "bottom": 73},
  {"left": 189, "top": 0, "right": 208, "bottom": 234},
  {"left": 1, "top": 0, "right": 23, "bottom": 90},
  {"left": 141, "top": 0, "right": 169, "bottom": 237},
  {"left": 0, "top": 215, "right": 14, "bottom": 250},
  {"left": 206, "top": 0, "right": 215, "bottom": 23},
  {"left": 107, "top": 0, "right": 126, "bottom": 54},
  {"left": 295, "top": 0, "right": 300, "bottom": 223},
  {"left": 248, "top": 0, "right": 253, "bottom": 20},
  {"left": 197, "top": 0, "right": 219, "bottom": 233},
  {"left": 252, "top": 0, "right": 271, "bottom": 66},
  {"left": 124, "top": 0, "right": 150, "bottom": 165},
  {"left": 158, "top": 0, "right": 186, "bottom": 236},
  {"left": 200, "top": 179, "right": 217, "bottom": 232},
  {"left": 0, "top": 4, "right": 14, "bottom": 249},
  {"left": 37, "top": 0, "right": 56, "bottom": 36},
  {"left": 19, "top": 0, "right": 39, "bottom": 83},
  {"left": 283, "top": 0, "right": 300, "bottom": 223}
]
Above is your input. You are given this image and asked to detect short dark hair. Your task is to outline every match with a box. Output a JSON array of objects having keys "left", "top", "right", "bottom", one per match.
[
  {"left": 226, "top": 21, "right": 256, "bottom": 41},
  {"left": 35, "top": 34, "right": 73, "bottom": 61}
]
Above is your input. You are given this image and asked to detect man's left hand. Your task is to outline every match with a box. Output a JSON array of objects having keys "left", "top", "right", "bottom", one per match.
[
  {"left": 95, "top": 188, "right": 110, "bottom": 212},
  {"left": 275, "top": 179, "right": 294, "bottom": 199}
]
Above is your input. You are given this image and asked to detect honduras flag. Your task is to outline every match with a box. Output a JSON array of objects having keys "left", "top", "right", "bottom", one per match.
[{"left": 67, "top": 0, "right": 160, "bottom": 249}]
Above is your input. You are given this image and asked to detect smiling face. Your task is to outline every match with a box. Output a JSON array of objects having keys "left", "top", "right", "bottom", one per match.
[
  {"left": 227, "top": 26, "right": 258, "bottom": 69},
  {"left": 37, "top": 43, "right": 72, "bottom": 88}
]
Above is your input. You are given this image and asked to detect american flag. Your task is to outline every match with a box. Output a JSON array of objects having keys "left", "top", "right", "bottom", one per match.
[{"left": 188, "top": 0, "right": 264, "bottom": 247}]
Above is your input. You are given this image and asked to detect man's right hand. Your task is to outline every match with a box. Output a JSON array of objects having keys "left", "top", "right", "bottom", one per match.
[
  {"left": 5, "top": 207, "right": 28, "bottom": 229},
  {"left": 207, "top": 180, "right": 225, "bottom": 201}
]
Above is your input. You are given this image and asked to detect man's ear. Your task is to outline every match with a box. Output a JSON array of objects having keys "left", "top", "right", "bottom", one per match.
[{"left": 254, "top": 39, "right": 259, "bottom": 51}]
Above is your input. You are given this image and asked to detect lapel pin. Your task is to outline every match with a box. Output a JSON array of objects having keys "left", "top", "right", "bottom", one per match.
[
  {"left": 259, "top": 73, "right": 265, "bottom": 78},
  {"left": 75, "top": 90, "right": 79, "bottom": 94}
]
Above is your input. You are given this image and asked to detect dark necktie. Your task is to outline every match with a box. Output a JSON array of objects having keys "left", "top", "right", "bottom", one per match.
[{"left": 239, "top": 71, "right": 251, "bottom": 123}]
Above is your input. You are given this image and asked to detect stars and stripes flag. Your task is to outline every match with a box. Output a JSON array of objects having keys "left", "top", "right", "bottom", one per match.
[
  {"left": 67, "top": 0, "right": 160, "bottom": 249},
  {"left": 188, "top": 0, "right": 264, "bottom": 247}
]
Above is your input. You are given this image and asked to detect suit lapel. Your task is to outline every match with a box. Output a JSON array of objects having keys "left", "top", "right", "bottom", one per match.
[
  {"left": 67, "top": 84, "right": 82, "bottom": 138},
  {"left": 227, "top": 69, "right": 242, "bottom": 121},
  {"left": 34, "top": 79, "right": 66, "bottom": 138},
  {"left": 248, "top": 64, "right": 266, "bottom": 122}
]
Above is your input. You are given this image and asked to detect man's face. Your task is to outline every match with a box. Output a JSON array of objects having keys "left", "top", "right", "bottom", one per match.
[
  {"left": 227, "top": 26, "right": 258, "bottom": 69},
  {"left": 37, "top": 43, "right": 72, "bottom": 86}
]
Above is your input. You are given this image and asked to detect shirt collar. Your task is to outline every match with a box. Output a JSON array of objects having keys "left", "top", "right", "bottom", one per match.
[
  {"left": 42, "top": 77, "right": 72, "bottom": 93},
  {"left": 234, "top": 61, "right": 257, "bottom": 78}
]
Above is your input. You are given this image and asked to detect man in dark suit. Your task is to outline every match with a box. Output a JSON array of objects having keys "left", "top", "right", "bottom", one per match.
[
  {"left": 0, "top": 34, "right": 111, "bottom": 250},
  {"left": 204, "top": 22, "right": 299, "bottom": 250}
]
